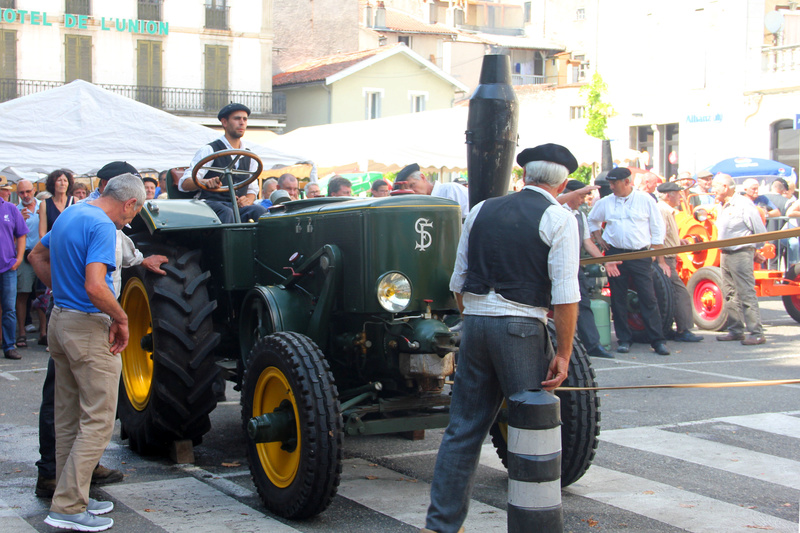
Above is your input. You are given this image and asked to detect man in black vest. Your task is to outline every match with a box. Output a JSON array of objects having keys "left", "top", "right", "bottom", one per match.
[
  {"left": 424, "top": 144, "right": 580, "bottom": 533},
  {"left": 179, "top": 103, "right": 268, "bottom": 224}
]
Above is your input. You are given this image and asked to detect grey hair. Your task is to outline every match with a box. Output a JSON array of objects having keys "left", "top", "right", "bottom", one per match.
[
  {"left": 523, "top": 161, "right": 569, "bottom": 187},
  {"left": 262, "top": 177, "right": 277, "bottom": 191},
  {"left": 102, "top": 173, "right": 146, "bottom": 207},
  {"left": 712, "top": 173, "right": 735, "bottom": 188},
  {"left": 404, "top": 171, "right": 424, "bottom": 182}
]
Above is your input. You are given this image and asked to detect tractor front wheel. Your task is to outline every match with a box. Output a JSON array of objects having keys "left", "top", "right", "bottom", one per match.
[
  {"left": 781, "top": 264, "right": 800, "bottom": 323},
  {"left": 687, "top": 266, "right": 728, "bottom": 331},
  {"left": 242, "top": 332, "right": 343, "bottom": 519}
]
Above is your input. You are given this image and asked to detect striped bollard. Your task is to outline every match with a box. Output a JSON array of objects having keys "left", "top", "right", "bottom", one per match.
[{"left": 507, "top": 389, "right": 563, "bottom": 533}]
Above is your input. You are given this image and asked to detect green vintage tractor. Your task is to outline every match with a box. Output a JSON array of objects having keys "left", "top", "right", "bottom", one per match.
[{"left": 117, "top": 150, "right": 599, "bottom": 519}]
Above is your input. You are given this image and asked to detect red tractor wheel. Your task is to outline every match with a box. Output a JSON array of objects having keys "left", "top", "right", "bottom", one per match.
[
  {"left": 781, "top": 264, "right": 800, "bottom": 323},
  {"left": 687, "top": 266, "right": 728, "bottom": 331}
]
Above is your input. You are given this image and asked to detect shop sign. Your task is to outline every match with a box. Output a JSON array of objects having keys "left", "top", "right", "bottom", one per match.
[
  {"left": 0, "top": 8, "right": 169, "bottom": 35},
  {"left": 685, "top": 113, "right": 722, "bottom": 124}
]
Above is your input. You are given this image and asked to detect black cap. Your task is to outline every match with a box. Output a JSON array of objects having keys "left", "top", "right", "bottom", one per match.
[
  {"left": 772, "top": 177, "right": 789, "bottom": 190},
  {"left": 516, "top": 143, "right": 578, "bottom": 174},
  {"left": 657, "top": 181, "right": 682, "bottom": 193},
  {"left": 564, "top": 179, "right": 586, "bottom": 192},
  {"left": 97, "top": 161, "right": 141, "bottom": 181},
  {"left": 396, "top": 163, "right": 420, "bottom": 182},
  {"left": 217, "top": 103, "right": 251, "bottom": 121},
  {"left": 606, "top": 167, "right": 632, "bottom": 181},
  {"left": 142, "top": 176, "right": 158, "bottom": 185}
]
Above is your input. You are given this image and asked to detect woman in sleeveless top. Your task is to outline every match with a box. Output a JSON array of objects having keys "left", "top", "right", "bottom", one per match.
[{"left": 38, "top": 170, "right": 75, "bottom": 238}]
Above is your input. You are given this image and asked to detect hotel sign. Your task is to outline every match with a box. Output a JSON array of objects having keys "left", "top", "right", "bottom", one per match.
[{"left": 0, "top": 8, "right": 169, "bottom": 35}]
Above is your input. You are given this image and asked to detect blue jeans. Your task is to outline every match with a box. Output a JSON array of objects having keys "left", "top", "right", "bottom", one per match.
[
  {"left": 781, "top": 237, "right": 799, "bottom": 266},
  {"left": 426, "top": 315, "right": 552, "bottom": 533},
  {"left": 0, "top": 268, "right": 17, "bottom": 350}
]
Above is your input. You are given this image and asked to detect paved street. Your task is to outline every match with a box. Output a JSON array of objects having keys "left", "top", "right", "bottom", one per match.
[{"left": 1, "top": 298, "right": 798, "bottom": 532}]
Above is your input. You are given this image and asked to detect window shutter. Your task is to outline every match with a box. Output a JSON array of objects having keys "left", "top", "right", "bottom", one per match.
[
  {"left": 137, "top": 41, "right": 149, "bottom": 86},
  {"left": 79, "top": 36, "right": 91, "bottom": 81},
  {"left": 65, "top": 35, "right": 78, "bottom": 82},
  {"left": 152, "top": 42, "right": 162, "bottom": 88},
  {"left": 1, "top": 30, "right": 16, "bottom": 79}
]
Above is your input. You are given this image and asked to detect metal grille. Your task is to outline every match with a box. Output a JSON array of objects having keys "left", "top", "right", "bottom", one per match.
[{"left": 0, "top": 79, "right": 286, "bottom": 117}]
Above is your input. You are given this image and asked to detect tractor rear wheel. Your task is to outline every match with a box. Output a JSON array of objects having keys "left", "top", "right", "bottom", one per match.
[
  {"left": 629, "top": 263, "right": 675, "bottom": 343},
  {"left": 489, "top": 322, "right": 599, "bottom": 487},
  {"left": 687, "top": 266, "right": 728, "bottom": 331},
  {"left": 781, "top": 264, "right": 800, "bottom": 323},
  {"left": 242, "top": 332, "right": 343, "bottom": 519},
  {"left": 118, "top": 248, "right": 221, "bottom": 454}
]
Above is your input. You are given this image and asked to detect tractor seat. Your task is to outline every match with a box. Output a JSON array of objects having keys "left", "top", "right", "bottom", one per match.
[{"left": 167, "top": 167, "right": 196, "bottom": 199}]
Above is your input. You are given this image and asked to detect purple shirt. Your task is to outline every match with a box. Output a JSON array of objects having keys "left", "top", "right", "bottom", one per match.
[{"left": 0, "top": 198, "right": 29, "bottom": 273}]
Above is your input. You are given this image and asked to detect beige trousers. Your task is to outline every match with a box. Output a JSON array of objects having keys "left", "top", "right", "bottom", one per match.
[{"left": 49, "top": 308, "right": 121, "bottom": 515}]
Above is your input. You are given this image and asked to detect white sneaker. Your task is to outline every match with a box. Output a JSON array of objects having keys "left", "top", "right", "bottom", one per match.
[
  {"left": 25, "top": 324, "right": 37, "bottom": 333},
  {"left": 87, "top": 498, "right": 114, "bottom": 515},
  {"left": 45, "top": 510, "right": 113, "bottom": 531}
]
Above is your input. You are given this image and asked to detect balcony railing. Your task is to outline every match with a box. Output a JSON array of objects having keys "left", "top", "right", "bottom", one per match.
[
  {"left": 205, "top": 5, "right": 230, "bottom": 30},
  {"left": 0, "top": 79, "right": 286, "bottom": 117},
  {"left": 762, "top": 43, "right": 800, "bottom": 73},
  {"left": 511, "top": 74, "right": 545, "bottom": 85}
]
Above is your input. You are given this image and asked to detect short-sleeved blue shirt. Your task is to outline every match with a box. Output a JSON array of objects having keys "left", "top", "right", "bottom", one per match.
[{"left": 40, "top": 202, "right": 116, "bottom": 312}]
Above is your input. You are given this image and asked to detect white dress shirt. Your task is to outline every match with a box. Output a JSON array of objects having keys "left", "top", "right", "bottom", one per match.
[
  {"left": 588, "top": 189, "right": 665, "bottom": 249},
  {"left": 432, "top": 181, "right": 470, "bottom": 220},
  {"left": 179, "top": 136, "right": 260, "bottom": 197},
  {"left": 450, "top": 186, "right": 580, "bottom": 320}
]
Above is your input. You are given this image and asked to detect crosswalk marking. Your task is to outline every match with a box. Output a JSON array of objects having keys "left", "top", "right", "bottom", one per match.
[
  {"left": 715, "top": 412, "right": 800, "bottom": 439},
  {"left": 338, "top": 458, "right": 506, "bottom": 531},
  {"left": 601, "top": 426, "right": 800, "bottom": 490},
  {"left": 0, "top": 498, "right": 37, "bottom": 533},
  {"left": 566, "top": 466, "right": 798, "bottom": 533},
  {"left": 105, "top": 477, "right": 301, "bottom": 532}
]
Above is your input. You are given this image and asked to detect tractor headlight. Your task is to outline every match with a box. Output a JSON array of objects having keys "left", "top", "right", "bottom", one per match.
[
  {"left": 694, "top": 208, "right": 708, "bottom": 222},
  {"left": 377, "top": 272, "right": 412, "bottom": 313}
]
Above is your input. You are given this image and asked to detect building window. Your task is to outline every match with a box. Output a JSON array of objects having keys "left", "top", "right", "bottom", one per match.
[
  {"left": 65, "top": 35, "right": 91, "bottom": 83},
  {"left": 398, "top": 35, "right": 411, "bottom": 47},
  {"left": 576, "top": 8, "right": 585, "bottom": 20},
  {"left": 205, "top": 0, "right": 229, "bottom": 30},
  {"left": 204, "top": 44, "right": 229, "bottom": 111},
  {"left": 524, "top": 2, "right": 531, "bottom": 23},
  {"left": 364, "top": 88, "right": 383, "bottom": 120},
  {"left": 771, "top": 119, "right": 799, "bottom": 175},
  {"left": 0, "top": 29, "right": 16, "bottom": 101},
  {"left": 137, "top": 40, "right": 162, "bottom": 107},
  {"left": 65, "top": 0, "right": 91, "bottom": 16},
  {"left": 0, "top": 1, "right": 16, "bottom": 9},
  {"left": 138, "top": 0, "right": 162, "bottom": 21},
  {"left": 569, "top": 106, "right": 585, "bottom": 120},
  {"left": 409, "top": 91, "right": 427, "bottom": 113}
]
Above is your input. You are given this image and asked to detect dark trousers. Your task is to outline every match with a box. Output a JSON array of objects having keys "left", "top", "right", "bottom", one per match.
[
  {"left": 206, "top": 201, "right": 268, "bottom": 224},
  {"left": 36, "top": 357, "right": 56, "bottom": 479},
  {"left": 576, "top": 267, "right": 602, "bottom": 354},
  {"left": 607, "top": 247, "right": 664, "bottom": 345},
  {"left": 664, "top": 256, "right": 694, "bottom": 333}
]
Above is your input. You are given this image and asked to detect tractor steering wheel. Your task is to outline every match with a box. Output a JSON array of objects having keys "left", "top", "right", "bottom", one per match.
[
  {"left": 191, "top": 149, "right": 264, "bottom": 193},
  {"left": 675, "top": 177, "right": 696, "bottom": 190}
]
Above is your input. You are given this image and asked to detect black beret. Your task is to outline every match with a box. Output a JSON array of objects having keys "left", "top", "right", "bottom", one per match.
[
  {"left": 772, "top": 177, "right": 789, "bottom": 190},
  {"left": 395, "top": 163, "right": 420, "bottom": 182},
  {"left": 606, "top": 167, "right": 632, "bottom": 181},
  {"left": 657, "top": 181, "right": 682, "bottom": 193},
  {"left": 97, "top": 161, "right": 140, "bottom": 181},
  {"left": 516, "top": 143, "right": 578, "bottom": 174},
  {"left": 218, "top": 103, "right": 251, "bottom": 121},
  {"left": 565, "top": 179, "right": 586, "bottom": 192},
  {"left": 142, "top": 176, "right": 159, "bottom": 185}
]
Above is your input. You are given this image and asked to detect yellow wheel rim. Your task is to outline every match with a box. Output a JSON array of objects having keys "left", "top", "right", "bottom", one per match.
[
  {"left": 253, "top": 367, "right": 301, "bottom": 488},
  {"left": 120, "top": 278, "right": 154, "bottom": 411}
]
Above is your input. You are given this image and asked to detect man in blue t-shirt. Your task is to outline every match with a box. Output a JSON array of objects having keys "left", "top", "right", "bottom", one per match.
[{"left": 29, "top": 174, "right": 145, "bottom": 532}]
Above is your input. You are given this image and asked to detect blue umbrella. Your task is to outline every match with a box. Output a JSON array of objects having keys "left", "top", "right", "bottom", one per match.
[{"left": 707, "top": 157, "right": 797, "bottom": 181}]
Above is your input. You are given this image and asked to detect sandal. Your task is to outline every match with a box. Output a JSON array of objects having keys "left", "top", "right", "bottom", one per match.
[
  {"left": 16, "top": 336, "right": 27, "bottom": 348},
  {"left": 38, "top": 336, "right": 48, "bottom": 346}
]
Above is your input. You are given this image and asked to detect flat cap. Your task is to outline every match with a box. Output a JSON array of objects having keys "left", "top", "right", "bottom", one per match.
[
  {"left": 606, "top": 167, "right": 632, "bottom": 181},
  {"left": 142, "top": 176, "right": 158, "bottom": 185},
  {"left": 516, "top": 143, "right": 578, "bottom": 174},
  {"left": 395, "top": 163, "right": 420, "bottom": 182},
  {"left": 565, "top": 179, "right": 586, "bottom": 192},
  {"left": 657, "top": 181, "right": 682, "bottom": 193},
  {"left": 270, "top": 189, "right": 291, "bottom": 206},
  {"left": 696, "top": 170, "right": 714, "bottom": 179},
  {"left": 218, "top": 103, "right": 251, "bottom": 121},
  {"left": 97, "top": 161, "right": 141, "bottom": 181}
]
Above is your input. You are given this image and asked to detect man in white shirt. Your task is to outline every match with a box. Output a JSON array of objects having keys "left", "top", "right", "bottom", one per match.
[
  {"left": 179, "top": 103, "right": 267, "bottom": 224},
  {"left": 588, "top": 167, "right": 670, "bottom": 355},
  {"left": 396, "top": 163, "right": 470, "bottom": 220},
  {"left": 424, "top": 144, "right": 580, "bottom": 533}
]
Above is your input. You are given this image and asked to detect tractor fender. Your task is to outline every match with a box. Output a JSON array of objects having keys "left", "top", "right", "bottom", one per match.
[
  {"left": 136, "top": 199, "right": 223, "bottom": 233},
  {"left": 239, "top": 285, "right": 313, "bottom": 365}
]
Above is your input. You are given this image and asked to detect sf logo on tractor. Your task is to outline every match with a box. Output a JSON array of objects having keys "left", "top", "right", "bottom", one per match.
[{"left": 415, "top": 218, "right": 433, "bottom": 251}]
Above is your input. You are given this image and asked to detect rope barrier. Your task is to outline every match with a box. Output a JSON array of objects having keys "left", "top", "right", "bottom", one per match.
[{"left": 557, "top": 378, "right": 800, "bottom": 391}]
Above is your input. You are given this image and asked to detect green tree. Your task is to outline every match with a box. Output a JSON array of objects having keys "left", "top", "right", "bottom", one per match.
[{"left": 580, "top": 72, "right": 611, "bottom": 140}]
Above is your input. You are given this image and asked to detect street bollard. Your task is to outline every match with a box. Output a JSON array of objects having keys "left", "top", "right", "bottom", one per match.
[{"left": 506, "top": 389, "right": 563, "bottom": 533}]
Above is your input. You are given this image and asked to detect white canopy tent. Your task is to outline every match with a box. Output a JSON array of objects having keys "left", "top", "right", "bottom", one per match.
[
  {"left": 0, "top": 80, "right": 309, "bottom": 176},
  {"left": 266, "top": 104, "right": 613, "bottom": 174}
]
